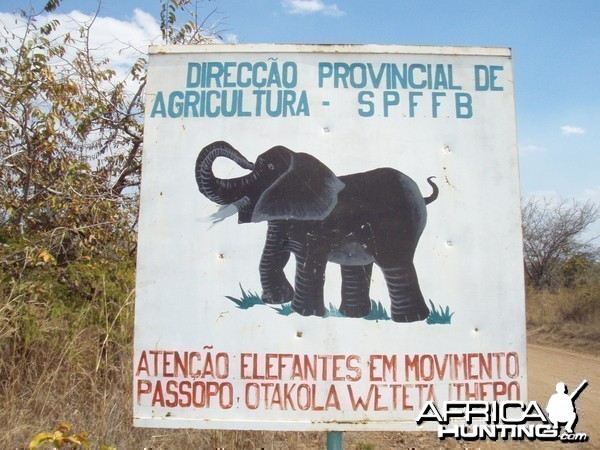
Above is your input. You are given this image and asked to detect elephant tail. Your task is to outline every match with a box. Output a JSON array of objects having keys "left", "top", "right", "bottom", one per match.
[{"left": 424, "top": 176, "right": 439, "bottom": 205}]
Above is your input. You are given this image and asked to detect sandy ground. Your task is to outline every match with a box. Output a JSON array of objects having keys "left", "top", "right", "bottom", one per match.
[
  {"left": 527, "top": 344, "right": 599, "bottom": 445},
  {"left": 341, "top": 343, "right": 600, "bottom": 449}
]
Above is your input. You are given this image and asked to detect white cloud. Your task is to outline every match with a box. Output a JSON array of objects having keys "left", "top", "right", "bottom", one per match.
[
  {"left": 524, "top": 190, "right": 558, "bottom": 202},
  {"left": 581, "top": 185, "right": 600, "bottom": 201},
  {"left": 60, "top": 9, "right": 161, "bottom": 75},
  {"left": 560, "top": 125, "right": 585, "bottom": 136},
  {"left": 282, "top": 0, "right": 344, "bottom": 16},
  {"left": 521, "top": 144, "right": 547, "bottom": 153},
  {"left": 0, "top": 9, "right": 161, "bottom": 78},
  {"left": 222, "top": 33, "right": 239, "bottom": 44},
  {"left": 525, "top": 187, "right": 600, "bottom": 205}
]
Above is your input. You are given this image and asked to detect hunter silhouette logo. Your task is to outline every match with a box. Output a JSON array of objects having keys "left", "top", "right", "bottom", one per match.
[
  {"left": 546, "top": 380, "right": 587, "bottom": 435},
  {"left": 417, "top": 379, "right": 590, "bottom": 442}
]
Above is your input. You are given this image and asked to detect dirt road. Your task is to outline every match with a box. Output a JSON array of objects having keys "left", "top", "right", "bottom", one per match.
[{"left": 527, "top": 344, "right": 599, "bottom": 444}]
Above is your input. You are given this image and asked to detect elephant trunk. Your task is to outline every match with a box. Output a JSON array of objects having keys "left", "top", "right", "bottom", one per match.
[{"left": 195, "top": 141, "right": 256, "bottom": 205}]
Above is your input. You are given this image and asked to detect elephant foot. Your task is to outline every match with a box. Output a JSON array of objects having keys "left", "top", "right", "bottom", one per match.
[
  {"left": 261, "top": 280, "right": 294, "bottom": 304},
  {"left": 382, "top": 265, "right": 430, "bottom": 323},
  {"left": 291, "top": 300, "right": 326, "bottom": 317},
  {"left": 339, "top": 302, "right": 371, "bottom": 318},
  {"left": 391, "top": 304, "right": 430, "bottom": 323}
]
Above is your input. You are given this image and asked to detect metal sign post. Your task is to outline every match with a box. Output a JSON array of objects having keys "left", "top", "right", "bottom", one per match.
[{"left": 327, "top": 431, "right": 342, "bottom": 450}]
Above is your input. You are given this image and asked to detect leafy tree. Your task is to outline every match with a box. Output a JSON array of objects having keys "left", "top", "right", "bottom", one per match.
[
  {"left": 0, "top": 0, "right": 217, "bottom": 375},
  {"left": 0, "top": 3, "right": 219, "bottom": 443},
  {"left": 0, "top": 0, "right": 213, "bottom": 267},
  {"left": 0, "top": 4, "right": 143, "bottom": 265},
  {"left": 522, "top": 197, "right": 599, "bottom": 288},
  {"left": 0, "top": 2, "right": 226, "bottom": 445},
  {"left": 161, "top": 0, "right": 220, "bottom": 44}
]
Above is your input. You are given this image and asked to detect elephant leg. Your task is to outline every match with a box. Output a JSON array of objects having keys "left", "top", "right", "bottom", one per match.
[
  {"left": 339, "top": 264, "right": 373, "bottom": 318},
  {"left": 291, "top": 250, "right": 327, "bottom": 317},
  {"left": 260, "top": 222, "right": 294, "bottom": 304},
  {"left": 381, "top": 263, "right": 430, "bottom": 322}
]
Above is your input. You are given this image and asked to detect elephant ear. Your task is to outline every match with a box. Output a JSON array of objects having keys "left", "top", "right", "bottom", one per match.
[{"left": 252, "top": 153, "right": 345, "bottom": 222}]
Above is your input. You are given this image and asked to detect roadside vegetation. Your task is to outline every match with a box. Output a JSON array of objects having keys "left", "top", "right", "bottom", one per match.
[
  {"left": 522, "top": 197, "right": 600, "bottom": 354},
  {"left": 0, "top": 0, "right": 598, "bottom": 448}
]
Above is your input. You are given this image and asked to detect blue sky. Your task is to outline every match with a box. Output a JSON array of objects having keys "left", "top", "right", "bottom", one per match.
[{"left": 2, "top": 0, "right": 599, "bottom": 209}]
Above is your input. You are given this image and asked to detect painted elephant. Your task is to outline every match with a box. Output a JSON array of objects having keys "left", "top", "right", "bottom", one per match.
[{"left": 195, "top": 141, "right": 438, "bottom": 322}]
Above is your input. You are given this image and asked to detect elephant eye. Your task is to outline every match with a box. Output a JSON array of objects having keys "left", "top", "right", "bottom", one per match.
[{"left": 267, "top": 163, "right": 275, "bottom": 170}]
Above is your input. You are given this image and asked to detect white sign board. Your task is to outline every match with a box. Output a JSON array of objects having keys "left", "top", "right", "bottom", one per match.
[{"left": 134, "top": 44, "right": 526, "bottom": 431}]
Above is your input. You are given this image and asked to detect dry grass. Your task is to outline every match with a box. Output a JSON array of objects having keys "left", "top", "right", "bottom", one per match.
[
  {"left": 526, "top": 285, "right": 600, "bottom": 325},
  {"left": 526, "top": 284, "right": 600, "bottom": 356},
  {"left": 0, "top": 308, "right": 307, "bottom": 447}
]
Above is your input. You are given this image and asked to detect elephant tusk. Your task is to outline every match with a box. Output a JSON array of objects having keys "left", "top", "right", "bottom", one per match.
[{"left": 199, "top": 196, "right": 251, "bottom": 229}]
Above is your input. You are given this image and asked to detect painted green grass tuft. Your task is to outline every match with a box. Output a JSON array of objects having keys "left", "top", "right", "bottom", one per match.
[
  {"left": 324, "top": 303, "right": 345, "bottom": 318},
  {"left": 225, "top": 284, "right": 264, "bottom": 309},
  {"left": 271, "top": 303, "right": 294, "bottom": 316},
  {"left": 225, "top": 286, "right": 453, "bottom": 325},
  {"left": 364, "top": 300, "right": 391, "bottom": 321},
  {"left": 426, "top": 300, "right": 455, "bottom": 324}
]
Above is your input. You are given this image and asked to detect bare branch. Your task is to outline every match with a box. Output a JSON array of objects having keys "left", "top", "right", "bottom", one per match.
[{"left": 522, "top": 197, "right": 600, "bottom": 288}]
